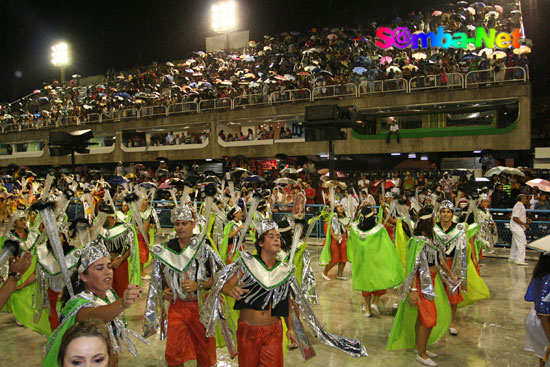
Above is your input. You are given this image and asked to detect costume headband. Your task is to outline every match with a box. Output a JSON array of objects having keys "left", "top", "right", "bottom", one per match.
[
  {"left": 256, "top": 218, "right": 279, "bottom": 238},
  {"left": 440, "top": 200, "right": 454, "bottom": 211},
  {"left": 170, "top": 205, "right": 194, "bottom": 223},
  {"left": 78, "top": 240, "right": 110, "bottom": 273}
]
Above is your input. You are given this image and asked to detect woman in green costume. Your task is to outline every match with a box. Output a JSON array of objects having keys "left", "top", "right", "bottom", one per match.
[
  {"left": 43, "top": 240, "right": 146, "bottom": 367},
  {"left": 387, "top": 207, "right": 458, "bottom": 367},
  {"left": 1, "top": 204, "right": 51, "bottom": 335},
  {"left": 219, "top": 206, "right": 244, "bottom": 264},
  {"left": 349, "top": 206, "right": 404, "bottom": 317}
]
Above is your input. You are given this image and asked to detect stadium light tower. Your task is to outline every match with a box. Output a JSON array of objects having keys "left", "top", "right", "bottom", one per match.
[
  {"left": 211, "top": 1, "right": 237, "bottom": 49},
  {"left": 51, "top": 42, "right": 69, "bottom": 83}
]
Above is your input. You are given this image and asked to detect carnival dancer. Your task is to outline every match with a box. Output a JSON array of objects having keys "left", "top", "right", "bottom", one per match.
[
  {"left": 380, "top": 192, "right": 398, "bottom": 240},
  {"left": 320, "top": 201, "right": 351, "bottom": 281},
  {"left": 387, "top": 207, "right": 458, "bottom": 367},
  {"left": 0, "top": 204, "right": 51, "bottom": 334},
  {"left": 276, "top": 218, "right": 318, "bottom": 304},
  {"left": 93, "top": 204, "right": 141, "bottom": 297},
  {"left": 42, "top": 240, "right": 147, "bottom": 367},
  {"left": 200, "top": 218, "right": 368, "bottom": 366},
  {"left": 524, "top": 253, "right": 550, "bottom": 367},
  {"left": 220, "top": 206, "right": 244, "bottom": 264},
  {"left": 348, "top": 206, "right": 404, "bottom": 317},
  {"left": 115, "top": 201, "right": 132, "bottom": 224},
  {"left": 143, "top": 204, "right": 223, "bottom": 366},
  {"left": 433, "top": 200, "right": 468, "bottom": 336},
  {"left": 474, "top": 194, "right": 497, "bottom": 257}
]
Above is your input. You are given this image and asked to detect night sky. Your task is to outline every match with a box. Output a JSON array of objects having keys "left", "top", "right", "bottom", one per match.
[{"left": 0, "top": 0, "right": 548, "bottom": 103}]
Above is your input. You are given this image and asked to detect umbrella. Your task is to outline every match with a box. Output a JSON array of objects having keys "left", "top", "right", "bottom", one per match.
[
  {"left": 297, "top": 71, "right": 311, "bottom": 76},
  {"left": 327, "top": 34, "right": 338, "bottom": 40},
  {"left": 202, "top": 175, "right": 221, "bottom": 185},
  {"left": 158, "top": 181, "right": 172, "bottom": 189},
  {"left": 478, "top": 48, "right": 493, "bottom": 57},
  {"left": 166, "top": 62, "right": 174, "bottom": 67},
  {"left": 432, "top": 10, "right": 443, "bottom": 16},
  {"left": 412, "top": 52, "right": 427, "bottom": 60},
  {"left": 403, "top": 64, "right": 418, "bottom": 71},
  {"left": 484, "top": 166, "right": 525, "bottom": 177},
  {"left": 230, "top": 167, "right": 252, "bottom": 175},
  {"left": 379, "top": 56, "right": 393, "bottom": 65},
  {"left": 460, "top": 53, "right": 478, "bottom": 61},
  {"left": 492, "top": 51, "right": 507, "bottom": 59},
  {"left": 527, "top": 234, "right": 550, "bottom": 253},
  {"left": 323, "top": 171, "right": 346, "bottom": 178},
  {"left": 274, "top": 178, "right": 299, "bottom": 185},
  {"left": 243, "top": 55, "right": 255, "bottom": 62},
  {"left": 352, "top": 36, "right": 368, "bottom": 42},
  {"left": 106, "top": 176, "right": 129, "bottom": 186},
  {"left": 125, "top": 173, "right": 137, "bottom": 179},
  {"left": 322, "top": 180, "right": 347, "bottom": 189},
  {"left": 274, "top": 75, "right": 288, "bottom": 81},
  {"left": 513, "top": 46, "right": 531, "bottom": 55},
  {"left": 386, "top": 65, "right": 401, "bottom": 74},
  {"left": 71, "top": 74, "right": 82, "bottom": 79},
  {"left": 280, "top": 167, "right": 298, "bottom": 175},
  {"left": 466, "top": 6, "right": 476, "bottom": 14},
  {"left": 485, "top": 11, "right": 499, "bottom": 20},
  {"left": 526, "top": 179, "right": 550, "bottom": 192},
  {"left": 471, "top": 2, "right": 486, "bottom": 8},
  {"left": 352, "top": 66, "right": 368, "bottom": 75},
  {"left": 284, "top": 74, "right": 296, "bottom": 81},
  {"left": 244, "top": 175, "right": 265, "bottom": 182}
]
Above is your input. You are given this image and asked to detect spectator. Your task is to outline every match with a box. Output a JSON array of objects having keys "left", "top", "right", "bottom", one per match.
[
  {"left": 439, "top": 172, "right": 453, "bottom": 199},
  {"left": 357, "top": 174, "right": 369, "bottom": 191},
  {"left": 415, "top": 172, "right": 428, "bottom": 189},
  {"left": 219, "top": 130, "right": 226, "bottom": 141},
  {"left": 509, "top": 194, "right": 531, "bottom": 266},
  {"left": 247, "top": 128, "right": 254, "bottom": 140},
  {"left": 386, "top": 118, "right": 400, "bottom": 144},
  {"left": 303, "top": 182, "right": 316, "bottom": 205},
  {"left": 402, "top": 171, "right": 415, "bottom": 192},
  {"left": 491, "top": 183, "right": 510, "bottom": 209}
]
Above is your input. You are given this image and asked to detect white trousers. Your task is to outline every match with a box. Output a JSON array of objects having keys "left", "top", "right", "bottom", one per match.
[{"left": 510, "top": 228, "right": 527, "bottom": 262}]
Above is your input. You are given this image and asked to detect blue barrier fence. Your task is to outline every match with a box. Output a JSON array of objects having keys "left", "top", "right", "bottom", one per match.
[{"left": 65, "top": 200, "right": 550, "bottom": 247}]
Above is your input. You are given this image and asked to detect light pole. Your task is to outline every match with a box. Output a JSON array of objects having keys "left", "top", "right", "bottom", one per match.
[
  {"left": 51, "top": 42, "right": 69, "bottom": 83},
  {"left": 211, "top": 1, "right": 237, "bottom": 50}
]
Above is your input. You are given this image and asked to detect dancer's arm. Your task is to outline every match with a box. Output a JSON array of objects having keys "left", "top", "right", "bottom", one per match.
[{"left": 76, "top": 284, "right": 142, "bottom": 322}]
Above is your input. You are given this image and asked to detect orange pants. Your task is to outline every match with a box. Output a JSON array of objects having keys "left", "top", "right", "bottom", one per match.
[
  {"left": 416, "top": 270, "right": 438, "bottom": 328},
  {"left": 137, "top": 233, "right": 150, "bottom": 264},
  {"left": 237, "top": 319, "right": 283, "bottom": 367},
  {"left": 48, "top": 289, "right": 60, "bottom": 330},
  {"left": 166, "top": 299, "right": 216, "bottom": 366},
  {"left": 444, "top": 259, "right": 464, "bottom": 305},
  {"left": 112, "top": 259, "right": 129, "bottom": 298},
  {"left": 362, "top": 290, "right": 387, "bottom": 297}
]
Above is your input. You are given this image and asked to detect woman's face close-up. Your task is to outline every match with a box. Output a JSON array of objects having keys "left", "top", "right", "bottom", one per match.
[
  {"left": 63, "top": 336, "right": 109, "bottom": 367},
  {"left": 80, "top": 257, "right": 113, "bottom": 296}
]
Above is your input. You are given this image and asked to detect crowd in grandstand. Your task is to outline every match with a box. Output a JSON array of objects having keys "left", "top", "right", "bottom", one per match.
[{"left": 0, "top": 1, "right": 530, "bottom": 131}]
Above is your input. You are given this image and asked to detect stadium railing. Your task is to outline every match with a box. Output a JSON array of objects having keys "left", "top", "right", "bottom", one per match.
[{"left": 2, "top": 67, "right": 529, "bottom": 134}]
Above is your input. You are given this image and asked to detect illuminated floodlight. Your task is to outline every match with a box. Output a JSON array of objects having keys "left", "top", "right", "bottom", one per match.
[
  {"left": 391, "top": 152, "right": 401, "bottom": 156},
  {"left": 420, "top": 155, "right": 429, "bottom": 161},
  {"left": 408, "top": 153, "right": 417, "bottom": 159},
  {"left": 51, "top": 42, "right": 69, "bottom": 66},
  {"left": 211, "top": 1, "right": 237, "bottom": 33}
]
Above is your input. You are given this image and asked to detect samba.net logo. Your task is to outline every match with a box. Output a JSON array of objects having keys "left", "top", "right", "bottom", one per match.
[{"left": 375, "top": 26, "right": 522, "bottom": 50}]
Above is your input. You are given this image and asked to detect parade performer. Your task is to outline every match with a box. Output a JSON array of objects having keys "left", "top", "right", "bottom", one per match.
[
  {"left": 93, "top": 204, "right": 141, "bottom": 297},
  {"left": 321, "top": 200, "right": 351, "bottom": 281},
  {"left": 433, "top": 200, "right": 468, "bottom": 336},
  {"left": 142, "top": 204, "right": 224, "bottom": 367},
  {"left": 43, "top": 240, "right": 147, "bottom": 367},
  {"left": 1, "top": 204, "right": 51, "bottom": 334},
  {"left": 220, "top": 206, "right": 244, "bottom": 264},
  {"left": 525, "top": 253, "right": 550, "bottom": 367},
  {"left": 474, "top": 194, "right": 497, "bottom": 258},
  {"left": 387, "top": 207, "right": 458, "bottom": 367},
  {"left": 348, "top": 206, "right": 404, "bottom": 317},
  {"left": 276, "top": 218, "right": 318, "bottom": 304},
  {"left": 200, "top": 218, "right": 368, "bottom": 367}
]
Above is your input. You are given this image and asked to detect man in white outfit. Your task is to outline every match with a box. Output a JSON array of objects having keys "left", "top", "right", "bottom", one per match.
[{"left": 509, "top": 194, "right": 531, "bottom": 265}]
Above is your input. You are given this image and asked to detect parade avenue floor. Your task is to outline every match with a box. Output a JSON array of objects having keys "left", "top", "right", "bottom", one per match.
[{"left": 0, "top": 244, "right": 538, "bottom": 367}]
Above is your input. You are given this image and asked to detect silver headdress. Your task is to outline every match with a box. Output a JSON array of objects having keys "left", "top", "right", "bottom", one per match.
[
  {"left": 78, "top": 240, "right": 110, "bottom": 273},
  {"left": 170, "top": 205, "right": 195, "bottom": 223},
  {"left": 1, "top": 204, "right": 26, "bottom": 238},
  {"left": 255, "top": 218, "right": 279, "bottom": 238},
  {"left": 440, "top": 200, "right": 454, "bottom": 211},
  {"left": 479, "top": 193, "right": 489, "bottom": 201}
]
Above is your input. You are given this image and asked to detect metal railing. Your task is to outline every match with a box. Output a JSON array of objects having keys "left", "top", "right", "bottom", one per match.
[
  {"left": 312, "top": 83, "right": 357, "bottom": 100},
  {"left": 409, "top": 73, "right": 464, "bottom": 91},
  {"left": 234, "top": 93, "right": 270, "bottom": 108},
  {"left": 270, "top": 88, "right": 312, "bottom": 104},
  {"left": 1, "top": 67, "right": 530, "bottom": 134},
  {"left": 358, "top": 78, "right": 408, "bottom": 95},
  {"left": 465, "top": 66, "right": 528, "bottom": 88}
]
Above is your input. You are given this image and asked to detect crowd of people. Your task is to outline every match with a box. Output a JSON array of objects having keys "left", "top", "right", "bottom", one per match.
[{"left": 0, "top": 1, "right": 529, "bottom": 132}]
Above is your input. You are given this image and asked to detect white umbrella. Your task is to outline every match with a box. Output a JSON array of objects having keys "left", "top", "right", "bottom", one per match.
[
  {"left": 484, "top": 166, "right": 525, "bottom": 177},
  {"left": 528, "top": 235, "right": 550, "bottom": 253},
  {"left": 280, "top": 167, "right": 298, "bottom": 175},
  {"left": 274, "top": 178, "right": 299, "bottom": 185},
  {"left": 526, "top": 179, "right": 550, "bottom": 192}
]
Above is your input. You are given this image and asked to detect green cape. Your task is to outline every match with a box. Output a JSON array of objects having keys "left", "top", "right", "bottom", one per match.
[
  {"left": 348, "top": 224, "right": 404, "bottom": 292},
  {"left": 319, "top": 213, "right": 334, "bottom": 266},
  {"left": 386, "top": 237, "right": 451, "bottom": 350}
]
